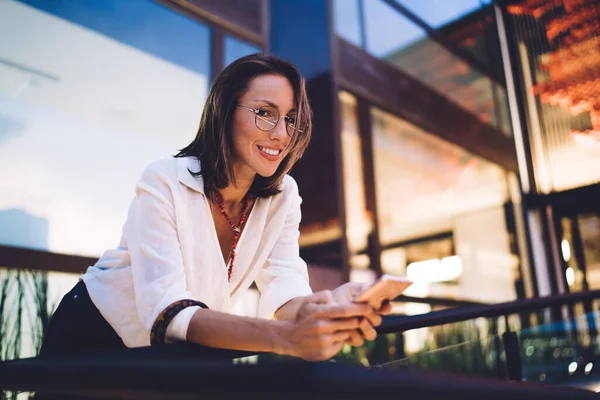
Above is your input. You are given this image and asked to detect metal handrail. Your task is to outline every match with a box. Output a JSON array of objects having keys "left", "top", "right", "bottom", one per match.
[
  {"left": 378, "top": 289, "right": 600, "bottom": 334},
  {"left": 1, "top": 355, "right": 598, "bottom": 399}
]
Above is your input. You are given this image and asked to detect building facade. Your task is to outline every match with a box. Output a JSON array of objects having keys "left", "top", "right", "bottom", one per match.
[{"left": 0, "top": 0, "right": 599, "bottom": 356}]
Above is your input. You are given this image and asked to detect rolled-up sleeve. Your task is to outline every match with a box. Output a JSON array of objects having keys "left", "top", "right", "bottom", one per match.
[
  {"left": 124, "top": 164, "right": 200, "bottom": 341},
  {"left": 255, "top": 179, "right": 313, "bottom": 319}
]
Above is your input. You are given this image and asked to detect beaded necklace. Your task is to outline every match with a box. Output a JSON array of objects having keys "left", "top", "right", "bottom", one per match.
[{"left": 211, "top": 191, "right": 254, "bottom": 281}]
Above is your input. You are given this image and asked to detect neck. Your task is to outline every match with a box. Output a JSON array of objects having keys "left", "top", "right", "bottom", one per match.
[{"left": 218, "top": 164, "right": 255, "bottom": 207}]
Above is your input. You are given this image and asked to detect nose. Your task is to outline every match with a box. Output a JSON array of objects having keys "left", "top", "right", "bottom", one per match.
[{"left": 269, "top": 118, "right": 288, "bottom": 140}]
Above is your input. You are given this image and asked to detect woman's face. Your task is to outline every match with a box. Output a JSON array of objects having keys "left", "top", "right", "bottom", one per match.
[{"left": 231, "top": 74, "right": 295, "bottom": 180}]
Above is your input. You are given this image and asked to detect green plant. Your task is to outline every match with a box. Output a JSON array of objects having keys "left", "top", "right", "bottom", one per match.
[{"left": 0, "top": 268, "right": 52, "bottom": 400}]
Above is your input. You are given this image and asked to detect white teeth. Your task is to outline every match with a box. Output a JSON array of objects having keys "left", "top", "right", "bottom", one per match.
[{"left": 259, "top": 146, "right": 280, "bottom": 156}]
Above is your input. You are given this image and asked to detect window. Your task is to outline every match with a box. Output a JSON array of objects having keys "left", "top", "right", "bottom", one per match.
[
  {"left": 333, "top": 0, "right": 511, "bottom": 136},
  {"left": 333, "top": 0, "right": 363, "bottom": 48},
  {"left": 395, "top": 0, "right": 493, "bottom": 28},
  {"left": 224, "top": 35, "right": 261, "bottom": 67},
  {"left": 371, "top": 107, "right": 517, "bottom": 303},
  {"left": 0, "top": 0, "right": 211, "bottom": 256}
]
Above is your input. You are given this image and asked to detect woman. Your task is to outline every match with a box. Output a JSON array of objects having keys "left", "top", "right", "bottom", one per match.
[{"left": 40, "top": 54, "right": 387, "bottom": 362}]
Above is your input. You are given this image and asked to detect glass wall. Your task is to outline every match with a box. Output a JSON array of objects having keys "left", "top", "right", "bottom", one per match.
[
  {"left": 0, "top": 267, "right": 79, "bottom": 360},
  {"left": 224, "top": 35, "right": 261, "bottom": 67},
  {"left": 560, "top": 213, "right": 600, "bottom": 292},
  {"left": 370, "top": 107, "right": 518, "bottom": 303},
  {"left": 0, "top": 0, "right": 211, "bottom": 257},
  {"left": 395, "top": 0, "right": 493, "bottom": 28},
  {"left": 333, "top": 0, "right": 511, "bottom": 136},
  {"left": 507, "top": 1, "right": 600, "bottom": 193},
  {"left": 339, "top": 91, "right": 375, "bottom": 282}
]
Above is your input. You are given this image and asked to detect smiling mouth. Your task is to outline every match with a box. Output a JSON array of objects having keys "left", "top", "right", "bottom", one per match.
[{"left": 257, "top": 145, "right": 282, "bottom": 156}]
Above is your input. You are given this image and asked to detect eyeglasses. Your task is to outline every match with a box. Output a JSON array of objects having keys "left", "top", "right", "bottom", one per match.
[{"left": 237, "top": 104, "right": 303, "bottom": 137}]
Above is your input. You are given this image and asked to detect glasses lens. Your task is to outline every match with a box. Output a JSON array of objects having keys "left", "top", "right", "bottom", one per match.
[
  {"left": 285, "top": 115, "right": 297, "bottom": 137},
  {"left": 255, "top": 106, "right": 278, "bottom": 131}
]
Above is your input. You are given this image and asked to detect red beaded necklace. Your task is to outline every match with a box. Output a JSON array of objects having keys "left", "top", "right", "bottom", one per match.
[{"left": 211, "top": 190, "right": 254, "bottom": 282}]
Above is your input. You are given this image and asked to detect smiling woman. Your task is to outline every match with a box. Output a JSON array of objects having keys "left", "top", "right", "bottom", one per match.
[{"left": 39, "top": 53, "right": 389, "bottom": 361}]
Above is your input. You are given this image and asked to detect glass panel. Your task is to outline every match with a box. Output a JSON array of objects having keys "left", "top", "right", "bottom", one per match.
[
  {"left": 0, "top": 0, "right": 211, "bottom": 257},
  {"left": 333, "top": 0, "right": 363, "bottom": 48},
  {"left": 507, "top": 2, "right": 600, "bottom": 192},
  {"left": 0, "top": 267, "right": 78, "bottom": 360},
  {"left": 361, "top": 298, "right": 600, "bottom": 392},
  {"left": 579, "top": 214, "right": 600, "bottom": 290},
  {"left": 561, "top": 213, "right": 600, "bottom": 292},
  {"left": 360, "top": 0, "right": 509, "bottom": 135},
  {"left": 383, "top": 327, "right": 505, "bottom": 380},
  {"left": 224, "top": 35, "right": 261, "bottom": 68},
  {"left": 395, "top": 0, "right": 492, "bottom": 28},
  {"left": 371, "top": 107, "right": 517, "bottom": 303},
  {"left": 226, "top": 295, "right": 600, "bottom": 393},
  {"left": 561, "top": 217, "right": 586, "bottom": 292}
]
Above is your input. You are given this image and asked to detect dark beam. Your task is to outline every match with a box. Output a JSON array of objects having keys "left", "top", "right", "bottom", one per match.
[
  {"left": 210, "top": 27, "right": 224, "bottom": 83},
  {"left": 0, "top": 245, "right": 96, "bottom": 274},
  {"left": 161, "top": 0, "right": 265, "bottom": 46}
]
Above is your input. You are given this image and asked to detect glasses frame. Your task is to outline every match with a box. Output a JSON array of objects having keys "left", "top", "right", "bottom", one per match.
[{"left": 237, "top": 104, "right": 302, "bottom": 137}]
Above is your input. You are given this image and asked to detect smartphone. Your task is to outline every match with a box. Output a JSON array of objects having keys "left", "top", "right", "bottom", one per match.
[{"left": 354, "top": 274, "right": 413, "bottom": 309}]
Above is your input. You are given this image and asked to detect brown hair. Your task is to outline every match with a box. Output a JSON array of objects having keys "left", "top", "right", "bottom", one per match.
[{"left": 176, "top": 53, "right": 312, "bottom": 198}]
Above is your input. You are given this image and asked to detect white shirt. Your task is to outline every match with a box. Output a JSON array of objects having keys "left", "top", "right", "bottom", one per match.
[{"left": 81, "top": 156, "right": 313, "bottom": 348}]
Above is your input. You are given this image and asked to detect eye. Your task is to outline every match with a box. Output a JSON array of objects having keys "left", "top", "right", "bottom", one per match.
[
  {"left": 286, "top": 115, "right": 297, "bottom": 127},
  {"left": 257, "top": 107, "right": 275, "bottom": 119}
]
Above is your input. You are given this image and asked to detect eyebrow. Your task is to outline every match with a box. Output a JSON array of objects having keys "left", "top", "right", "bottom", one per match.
[{"left": 255, "top": 99, "right": 297, "bottom": 114}]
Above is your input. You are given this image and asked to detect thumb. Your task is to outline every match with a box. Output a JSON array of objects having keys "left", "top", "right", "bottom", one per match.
[
  {"left": 305, "top": 290, "right": 335, "bottom": 305},
  {"left": 350, "top": 282, "right": 369, "bottom": 296}
]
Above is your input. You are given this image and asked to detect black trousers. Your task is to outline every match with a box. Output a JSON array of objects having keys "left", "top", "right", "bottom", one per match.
[{"left": 39, "top": 280, "right": 127, "bottom": 358}]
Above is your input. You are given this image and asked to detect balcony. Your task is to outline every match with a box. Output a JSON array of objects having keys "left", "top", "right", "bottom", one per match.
[{"left": 2, "top": 289, "right": 600, "bottom": 398}]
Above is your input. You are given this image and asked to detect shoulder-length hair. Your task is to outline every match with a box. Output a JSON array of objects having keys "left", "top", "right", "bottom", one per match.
[{"left": 176, "top": 53, "right": 312, "bottom": 198}]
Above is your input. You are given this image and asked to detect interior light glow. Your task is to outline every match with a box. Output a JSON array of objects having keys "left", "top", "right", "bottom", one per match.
[
  {"left": 566, "top": 267, "right": 575, "bottom": 287},
  {"left": 561, "top": 239, "right": 571, "bottom": 262},
  {"left": 406, "top": 256, "right": 462, "bottom": 283},
  {"left": 568, "top": 362, "right": 578, "bottom": 375}
]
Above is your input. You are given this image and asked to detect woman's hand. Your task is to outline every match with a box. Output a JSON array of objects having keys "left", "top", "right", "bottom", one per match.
[
  {"left": 332, "top": 282, "right": 393, "bottom": 314},
  {"left": 331, "top": 282, "right": 392, "bottom": 347},
  {"left": 278, "top": 290, "right": 376, "bottom": 361}
]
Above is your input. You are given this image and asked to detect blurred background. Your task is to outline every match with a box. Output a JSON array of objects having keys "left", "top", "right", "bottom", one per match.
[{"left": 0, "top": 0, "right": 599, "bottom": 376}]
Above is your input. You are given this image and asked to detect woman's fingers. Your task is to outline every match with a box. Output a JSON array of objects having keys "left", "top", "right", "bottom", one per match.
[
  {"left": 313, "top": 302, "right": 372, "bottom": 320},
  {"left": 346, "top": 329, "right": 365, "bottom": 347},
  {"left": 358, "top": 318, "right": 377, "bottom": 341},
  {"left": 379, "top": 300, "right": 393, "bottom": 315},
  {"left": 331, "top": 331, "right": 352, "bottom": 343},
  {"left": 306, "top": 290, "right": 335, "bottom": 305},
  {"left": 362, "top": 308, "right": 382, "bottom": 327}
]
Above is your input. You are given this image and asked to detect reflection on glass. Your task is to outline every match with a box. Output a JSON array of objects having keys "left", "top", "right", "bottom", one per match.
[
  {"left": 336, "top": 0, "right": 511, "bottom": 135},
  {"left": 333, "top": 0, "right": 363, "bottom": 48},
  {"left": 508, "top": 3, "right": 600, "bottom": 191},
  {"left": 366, "top": 302, "right": 600, "bottom": 392},
  {"left": 395, "top": 0, "right": 492, "bottom": 28},
  {"left": 224, "top": 35, "right": 261, "bottom": 68},
  {"left": 561, "top": 214, "right": 600, "bottom": 291},
  {"left": 0, "top": 0, "right": 210, "bottom": 256},
  {"left": 579, "top": 214, "right": 600, "bottom": 290},
  {"left": 371, "top": 107, "right": 517, "bottom": 303}
]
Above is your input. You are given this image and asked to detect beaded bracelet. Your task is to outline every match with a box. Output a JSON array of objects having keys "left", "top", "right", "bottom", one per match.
[{"left": 150, "top": 299, "right": 208, "bottom": 345}]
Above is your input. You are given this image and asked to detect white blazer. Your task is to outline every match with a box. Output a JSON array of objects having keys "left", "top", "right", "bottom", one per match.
[{"left": 81, "top": 156, "right": 313, "bottom": 348}]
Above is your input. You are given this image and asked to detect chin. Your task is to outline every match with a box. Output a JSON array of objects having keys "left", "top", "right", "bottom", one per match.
[{"left": 256, "top": 169, "right": 278, "bottom": 178}]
